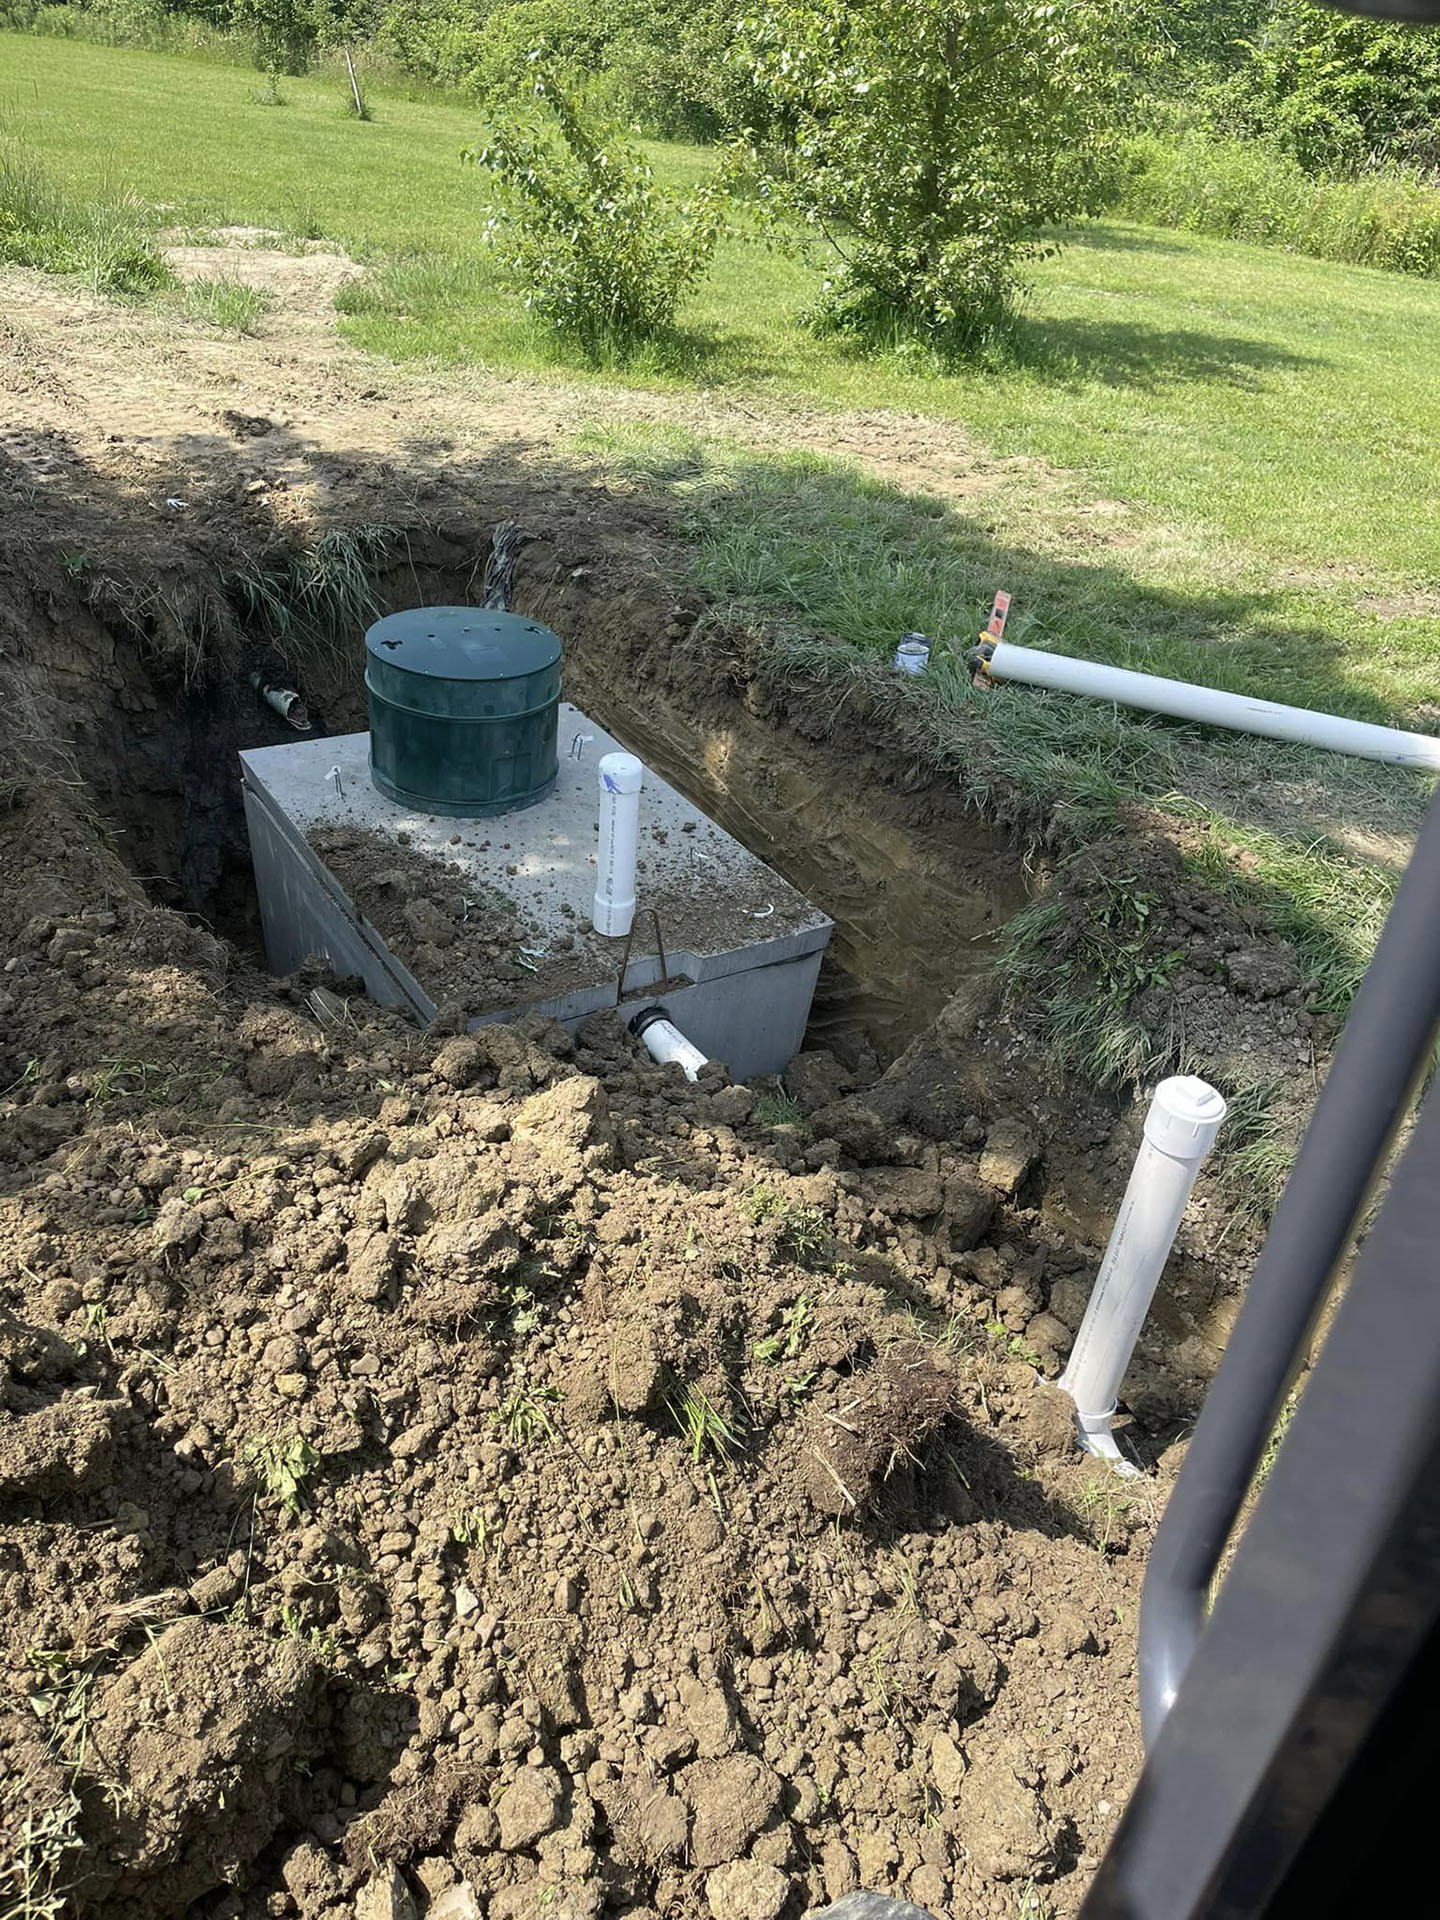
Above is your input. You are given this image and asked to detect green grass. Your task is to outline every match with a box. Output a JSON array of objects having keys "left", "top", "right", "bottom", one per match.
[
  {"left": 0, "top": 141, "right": 170, "bottom": 291},
  {"left": 5, "top": 34, "right": 1440, "bottom": 588},
  {"left": 177, "top": 273, "right": 275, "bottom": 332}
]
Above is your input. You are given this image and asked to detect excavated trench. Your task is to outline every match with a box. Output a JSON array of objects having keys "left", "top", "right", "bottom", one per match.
[
  {"left": 78, "top": 552, "right": 1033, "bottom": 1071},
  {"left": 40, "top": 531, "right": 1268, "bottom": 1395}
]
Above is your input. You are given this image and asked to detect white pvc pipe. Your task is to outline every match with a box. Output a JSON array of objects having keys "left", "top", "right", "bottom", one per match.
[
  {"left": 986, "top": 641, "right": 1440, "bottom": 772},
  {"left": 594, "top": 752, "right": 643, "bottom": 938},
  {"left": 630, "top": 1007, "right": 708, "bottom": 1080},
  {"left": 1058, "top": 1076, "right": 1228, "bottom": 1470}
]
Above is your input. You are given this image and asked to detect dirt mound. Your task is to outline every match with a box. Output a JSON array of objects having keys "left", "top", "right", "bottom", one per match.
[{"left": 0, "top": 763, "right": 1157, "bottom": 1920}]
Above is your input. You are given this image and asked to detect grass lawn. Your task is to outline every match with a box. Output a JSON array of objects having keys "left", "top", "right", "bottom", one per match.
[
  {"left": 3, "top": 31, "right": 1438, "bottom": 1070},
  {"left": 5, "top": 39, "right": 1440, "bottom": 575}
]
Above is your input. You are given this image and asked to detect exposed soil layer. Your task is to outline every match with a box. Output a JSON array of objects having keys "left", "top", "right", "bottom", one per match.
[{"left": 0, "top": 243, "right": 1341, "bottom": 1920}]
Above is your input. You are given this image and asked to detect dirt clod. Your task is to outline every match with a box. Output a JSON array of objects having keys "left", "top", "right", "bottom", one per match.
[
  {"left": 705, "top": 1859, "right": 791, "bottom": 1920},
  {"left": 72, "top": 1618, "right": 324, "bottom": 1916}
]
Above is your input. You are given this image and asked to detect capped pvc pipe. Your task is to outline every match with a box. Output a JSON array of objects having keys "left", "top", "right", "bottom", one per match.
[
  {"left": 1058, "top": 1076, "right": 1228, "bottom": 1470},
  {"left": 629, "top": 1005, "right": 708, "bottom": 1080},
  {"left": 594, "top": 752, "right": 643, "bottom": 938},
  {"left": 983, "top": 641, "right": 1440, "bottom": 772}
]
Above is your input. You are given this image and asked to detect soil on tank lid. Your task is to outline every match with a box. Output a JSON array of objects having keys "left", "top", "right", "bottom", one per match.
[
  {"left": 308, "top": 825, "right": 613, "bottom": 1014},
  {"left": 307, "top": 822, "right": 821, "bottom": 1019}
]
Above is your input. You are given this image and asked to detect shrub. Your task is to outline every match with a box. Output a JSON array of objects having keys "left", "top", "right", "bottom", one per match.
[
  {"left": 735, "top": 0, "right": 1125, "bottom": 352},
  {"left": 465, "top": 67, "right": 740, "bottom": 358},
  {"left": 1119, "top": 131, "right": 1440, "bottom": 279}
]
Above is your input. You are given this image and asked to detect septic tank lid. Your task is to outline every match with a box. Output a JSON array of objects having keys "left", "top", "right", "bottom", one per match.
[{"left": 365, "top": 607, "right": 562, "bottom": 680}]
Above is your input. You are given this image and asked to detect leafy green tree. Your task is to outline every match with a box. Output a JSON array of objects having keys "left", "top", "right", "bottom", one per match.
[
  {"left": 465, "top": 64, "right": 741, "bottom": 358},
  {"left": 231, "top": 0, "right": 317, "bottom": 81},
  {"left": 1212, "top": 1, "right": 1440, "bottom": 174},
  {"left": 735, "top": 0, "right": 1124, "bottom": 348}
]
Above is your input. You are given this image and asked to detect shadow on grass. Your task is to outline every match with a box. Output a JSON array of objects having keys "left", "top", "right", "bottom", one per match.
[
  {"left": 1015, "top": 316, "right": 1327, "bottom": 392},
  {"left": 335, "top": 236, "right": 1329, "bottom": 402},
  {"left": 618, "top": 436, "right": 1391, "bottom": 722},
  {"left": 1059, "top": 221, "right": 1194, "bottom": 257}
]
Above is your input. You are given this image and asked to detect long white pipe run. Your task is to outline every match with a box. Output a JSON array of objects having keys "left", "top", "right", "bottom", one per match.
[
  {"left": 593, "top": 752, "right": 643, "bottom": 938},
  {"left": 1059, "top": 1076, "right": 1228, "bottom": 1471},
  {"left": 986, "top": 640, "right": 1440, "bottom": 771}
]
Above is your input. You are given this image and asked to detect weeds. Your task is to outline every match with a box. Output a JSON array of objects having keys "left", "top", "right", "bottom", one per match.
[
  {"left": 0, "top": 1786, "right": 83, "bottom": 1920},
  {"left": 925, "top": 1312, "right": 982, "bottom": 1358},
  {"left": 985, "top": 1318, "right": 1044, "bottom": 1368},
  {"left": 998, "top": 872, "right": 1185, "bottom": 1089},
  {"left": 3, "top": 1645, "right": 99, "bottom": 1919},
  {"left": 1077, "top": 1473, "right": 1151, "bottom": 1554},
  {"left": 492, "top": 1386, "right": 560, "bottom": 1447},
  {"left": 1017, "top": 1880, "right": 1057, "bottom": 1920},
  {"left": 177, "top": 276, "right": 277, "bottom": 334},
  {"left": 243, "top": 1433, "right": 321, "bottom": 1512},
  {"left": 1120, "top": 131, "right": 1440, "bottom": 281},
  {"left": 668, "top": 1384, "right": 738, "bottom": 1465},
  {"left": 1210, "top": 1076, "right": 1292, "bottom": 1224},
  {"left": 754, "top": 1300, "right": 818, "bottom": 1403},
  {"left": 1179, "top": 812, "right": 1396, "bottom": 1019},
  {"left": 0, "top": 146, "right": 171, "bottom": 295},
  {"left": 450, "top": 1507, "right": 490, "bottom": 1551},
  {"left": 753, "top": 1089, "right": 810, "bottom": 1130},
  {"left": 742, "top": 1185, "right": 838, "bottom": 1271},
  {"left": 279, "top": 1602, "right": 338, "bottom": 1660},
  {"left": 224, "top": 523, "right": 397, "bottom": 684},
  {"left": 753, "top": 1294, "right": 814, "bottom": 1367},
  {"left": 24, "top": 1651, "right": 99, "bottom": 1775}
]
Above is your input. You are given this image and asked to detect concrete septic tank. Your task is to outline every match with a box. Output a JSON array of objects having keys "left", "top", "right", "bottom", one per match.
[{"left": 240, "top": 704, "right": 833, "bottom": 1080}]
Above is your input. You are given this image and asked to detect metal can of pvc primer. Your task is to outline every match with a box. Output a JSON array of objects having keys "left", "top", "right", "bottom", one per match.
[{"left": 894, "top": 632, "right": 931, "bottom": 674}]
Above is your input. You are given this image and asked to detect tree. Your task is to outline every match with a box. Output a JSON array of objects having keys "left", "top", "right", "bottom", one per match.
[
  {"left": 735, "top": 0, "right": 1124, "bottom": 348},
  {"left": 1212, "top": 1, "right": 1440, "bottom": 174},
  {"left": 465, "top": 65, "right": 741, "bottom": 358},
  {"left": 231, "top": 0, "right": 318, "bottom": 84}
]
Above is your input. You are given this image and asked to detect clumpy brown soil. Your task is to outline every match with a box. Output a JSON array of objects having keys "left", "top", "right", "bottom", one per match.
[
  {"left": 0, "top": 784, "right": 1156, "bottom": 1920},
  {"left": 0, "top": 240, "right": 1345, "bottom": 1920}
]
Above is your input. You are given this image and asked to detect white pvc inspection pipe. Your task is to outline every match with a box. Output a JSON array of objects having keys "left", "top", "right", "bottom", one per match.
[
  {"left": 629, "top": 1006, "right": 709, "bottom": 1081},
  {"left": 593, "top": 752, "right": 643, "bottom": 938},
  {"left": 1058, "top": 1076, "right": 1228, "bottom": 1470},
  {"left": 986, "top": 641, "right": 1440, "bottom": 772}
]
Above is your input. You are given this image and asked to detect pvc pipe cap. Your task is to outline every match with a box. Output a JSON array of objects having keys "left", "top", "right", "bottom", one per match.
[
  {"left": 1144, "top": 1075, "right": 1228, "bottom": 1159},
  {"left": 599, "top": 752, "right": 643, "bottom": 795}
]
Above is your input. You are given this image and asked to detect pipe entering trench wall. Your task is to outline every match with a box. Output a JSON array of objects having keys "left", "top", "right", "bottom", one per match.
[
  {"left": 594, "top": 752, "right": 643, "bottom": 939},
  {"left": 1059, "top": 1076, "right": 1228, "bottom": 1470}
]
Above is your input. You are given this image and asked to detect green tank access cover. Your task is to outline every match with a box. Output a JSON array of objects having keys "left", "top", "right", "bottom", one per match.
[{"left": 365, "top": 607, "right": 562, "bottom": 818}]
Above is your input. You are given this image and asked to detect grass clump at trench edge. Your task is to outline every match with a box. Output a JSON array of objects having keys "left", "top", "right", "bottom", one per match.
[{"left": 0, "top": 143, "right": 171, "bottom": 293}]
